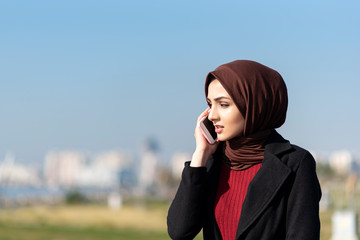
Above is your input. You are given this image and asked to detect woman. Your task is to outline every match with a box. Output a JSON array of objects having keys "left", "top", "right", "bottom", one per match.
[{"left": 167, "top": 60, "right": 321, "bottom": 240}]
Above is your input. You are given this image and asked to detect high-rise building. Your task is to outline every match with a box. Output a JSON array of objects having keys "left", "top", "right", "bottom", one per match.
[
  {"left": 44, "top": 151, "right": 86, "bottom": 187},
  {"left": 138, "top": 138, "right": 160, "bottom": 194}
]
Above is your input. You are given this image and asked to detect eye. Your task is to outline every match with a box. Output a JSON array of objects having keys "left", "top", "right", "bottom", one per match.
[
  {"left": 207, "top": 102, "right": 212, "bottom": 107},
  {"left": 220, "top": 103, "right": 229, "bottom": 107}
]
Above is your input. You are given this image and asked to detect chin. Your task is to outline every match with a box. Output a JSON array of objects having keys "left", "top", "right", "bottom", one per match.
[
  {"left": 217, "top": 135, "right": 229, "bottom": 142},
  {"left": 218, "top": 132, "right": 241, "bottom": 142}
]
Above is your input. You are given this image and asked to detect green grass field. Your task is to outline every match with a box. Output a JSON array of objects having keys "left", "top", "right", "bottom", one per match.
[
  {"left": 0, "top": 199, "right": 357, "bottom": 239},
  {"left": 0, "top": 203, "right": 203, "bottom": 240},
  {"left": 0, "top": 223, "right": 169, "bottom": 240}
]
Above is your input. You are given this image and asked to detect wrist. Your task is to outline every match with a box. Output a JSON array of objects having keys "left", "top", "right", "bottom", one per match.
[{"left": 190, "top": 149, "right": 211, "bottom": 167}]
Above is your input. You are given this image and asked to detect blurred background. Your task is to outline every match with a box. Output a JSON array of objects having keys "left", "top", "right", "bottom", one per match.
[{"left": 0, "top": 0, "right": 359, "bottom": 239}]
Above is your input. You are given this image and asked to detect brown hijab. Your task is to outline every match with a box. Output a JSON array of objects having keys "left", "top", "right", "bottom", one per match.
[{"left": 205, "top": 60, "right": 288, "bottom": 170}]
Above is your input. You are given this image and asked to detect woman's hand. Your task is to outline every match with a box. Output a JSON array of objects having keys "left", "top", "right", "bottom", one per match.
[{"left": 190, "top": 107, "right": 219, "bottom": 167}]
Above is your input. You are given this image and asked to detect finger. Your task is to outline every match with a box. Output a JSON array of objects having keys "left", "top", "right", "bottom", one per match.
[{"left": 197, "top": 107, "right": 210, "bottom": 122}]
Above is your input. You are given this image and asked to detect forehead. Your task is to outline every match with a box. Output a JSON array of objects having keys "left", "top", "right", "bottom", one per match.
[{"left": 207, "top": 79, "right": 231, "bottom": 99}]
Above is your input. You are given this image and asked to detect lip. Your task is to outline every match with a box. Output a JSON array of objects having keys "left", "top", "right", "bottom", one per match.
[{"left": 214, "top": 125, "right": 224, "bottom": 133}]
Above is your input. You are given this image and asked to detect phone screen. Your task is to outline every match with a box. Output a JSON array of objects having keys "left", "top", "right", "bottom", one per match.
[{"left": 202, "top": 117, "right": 217, "bottom": 140}]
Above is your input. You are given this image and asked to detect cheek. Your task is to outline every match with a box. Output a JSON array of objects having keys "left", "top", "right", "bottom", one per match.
[
  {"left": 229, "top": 120, "right": 244, "bottom": 136},
  {"left": 235, "top": 121, "right": 245, "bottom": 135},
  {"left": 228, "top": 113, "right": 245, "bottom": 136}
]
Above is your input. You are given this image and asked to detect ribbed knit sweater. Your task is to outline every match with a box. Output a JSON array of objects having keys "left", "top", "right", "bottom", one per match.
[{"left": 214, "top": 162, "right": 262, "bottom": 240}]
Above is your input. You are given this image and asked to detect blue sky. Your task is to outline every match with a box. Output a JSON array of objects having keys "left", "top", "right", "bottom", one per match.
[{"left": 1, "top": 0, "right": 359, "bottom": 163}]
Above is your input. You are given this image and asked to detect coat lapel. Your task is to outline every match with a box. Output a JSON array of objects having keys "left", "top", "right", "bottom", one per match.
[
  {"left": 206, "top": 153, "right": 223, "bottom": 239},
  {"left": 235, "top": 131, "right": 293, "bottom": 239}
]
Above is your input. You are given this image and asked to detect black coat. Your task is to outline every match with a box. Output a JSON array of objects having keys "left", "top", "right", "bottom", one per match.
[{"left": 167, "top": 131, "right": 322, "bottom": 240}]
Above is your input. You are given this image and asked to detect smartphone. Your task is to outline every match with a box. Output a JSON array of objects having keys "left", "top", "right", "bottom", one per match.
[{"left": 199, "top": 116, "right": 217, "bottom": 144}]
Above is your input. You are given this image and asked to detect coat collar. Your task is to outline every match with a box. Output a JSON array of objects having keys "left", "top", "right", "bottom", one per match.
[
  {"left": 264, "top": 130, "right": 293, "bottom": 156},
  {"left": 235, "top": 130, "right": 293, "bottom": 239}
]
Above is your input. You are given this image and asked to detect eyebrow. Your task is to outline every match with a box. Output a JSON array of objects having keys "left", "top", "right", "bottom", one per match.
[{"left": 207, "top": 96, "right": 231, "bottom": 102}]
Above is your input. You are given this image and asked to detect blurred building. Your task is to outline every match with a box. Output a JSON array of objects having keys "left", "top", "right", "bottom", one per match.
[
  {"left": 44, "top": 151, "right": 86, "bottom": 187},
  {"left": 329, "top": 151, "right": 360, "bottom": 176},
  {"left": 77, "top": 151, "right": 133, "bottom": 188},
  {"left": 138, "top": 138, "right": 161, "bottom": 195},
  {"left": 44, "top": 150, "right": 133, "bottom": 189},
  {"left": 171, "top": 152, "right": 191, "bottom": 180},
  {"left": 94, "top": 151, "right": 130, "bottom": 170},
  {"left": 0, "top": 153, "right": 40, "bottom": 186}
]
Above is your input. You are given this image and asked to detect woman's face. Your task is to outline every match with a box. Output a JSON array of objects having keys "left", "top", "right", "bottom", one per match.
[{"left": 207, "top": 79, "right": 245, "bottom": 141}]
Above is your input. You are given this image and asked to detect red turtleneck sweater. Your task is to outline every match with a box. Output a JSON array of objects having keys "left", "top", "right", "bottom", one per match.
[{"left": 214, "top": 162, "right": 262, "bottom": 240}]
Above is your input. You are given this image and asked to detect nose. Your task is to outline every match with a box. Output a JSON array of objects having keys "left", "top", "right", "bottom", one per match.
[{"left": 208, "top": 107, "right": 219, "bottom": 122}]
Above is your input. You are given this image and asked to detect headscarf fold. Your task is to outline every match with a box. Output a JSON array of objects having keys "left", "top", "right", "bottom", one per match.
[{"left": 205, "top": 60, "right": 288, "bottom": 170}]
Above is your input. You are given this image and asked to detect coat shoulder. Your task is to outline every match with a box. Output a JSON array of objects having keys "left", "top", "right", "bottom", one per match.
[
  {"left": 285, "top": 144, "right": 316, "bottom": 172},
  {"left": 266, "top": 130, "right": 316, "bottom": 172}
]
